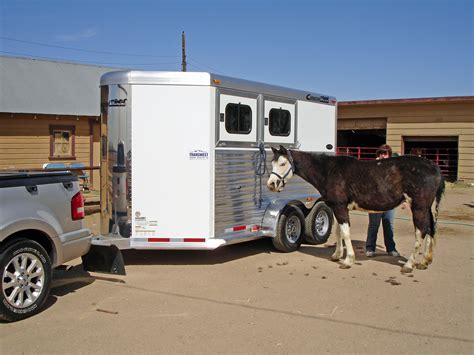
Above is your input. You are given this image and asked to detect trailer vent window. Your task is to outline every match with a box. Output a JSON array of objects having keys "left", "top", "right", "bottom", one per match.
[
  {"left": 269, "top": 108, "right": 291, "bottom": 137},
  {"left": 225, "top": 103, "right": 252, "bottom": 135}
]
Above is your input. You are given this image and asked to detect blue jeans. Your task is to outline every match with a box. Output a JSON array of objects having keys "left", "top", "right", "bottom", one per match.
[{"left": 366, "top": 209, "right": 397, "bottom": 252}]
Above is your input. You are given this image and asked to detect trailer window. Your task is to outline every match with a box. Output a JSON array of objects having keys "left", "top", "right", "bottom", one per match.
[
  {"left": 269, "top": 108, "right": 291, "bottom": 137},
  {"left": 225, "top": 103, "right": 252, "bottom": 135}
]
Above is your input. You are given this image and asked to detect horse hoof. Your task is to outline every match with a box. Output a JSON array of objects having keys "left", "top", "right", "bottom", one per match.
[
  {"left": 339, "top": 263, "right": 351, "bottom": 269},
  {"left": 423, "top": 257, "right": 433, "bottom": 265},
  {"left": 416, "top": 263, "right": 428, "bottom": 270},
  {"left": 331, "top": 254, "right": 342, "bottom": 261},
  {"left": 401, "top": 265, "right": 413, "bottom": 274}
]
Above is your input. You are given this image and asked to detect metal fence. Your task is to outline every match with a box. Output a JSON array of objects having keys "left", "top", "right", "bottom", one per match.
[
  {"left": 336, "top": 146, "right": 379, "bottom": 160},
  {"left": 336, "top": 146, "right": 458, "bottom": 181}
]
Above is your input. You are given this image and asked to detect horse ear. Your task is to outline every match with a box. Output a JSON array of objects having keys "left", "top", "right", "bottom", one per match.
[
  {"left": 271, "top": 146, "right": 278, "bottom": 155},
  {"left": 279, "top": 145, "right": 288, "bottom": 154}
]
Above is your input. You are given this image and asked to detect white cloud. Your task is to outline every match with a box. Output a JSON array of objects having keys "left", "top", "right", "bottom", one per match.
[{"left": 55, "top": 28, "right": 97, "bottom": 42}]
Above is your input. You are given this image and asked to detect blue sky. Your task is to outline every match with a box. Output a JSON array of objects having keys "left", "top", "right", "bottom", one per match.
[{"left": 0, "top": 0, "right": 472, "bottom": 100}]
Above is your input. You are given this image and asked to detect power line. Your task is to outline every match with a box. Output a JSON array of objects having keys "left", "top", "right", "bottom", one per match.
[
  {"left": 0, "top": 36, "right": 179, "bottom": 58},
  {"left": 0, "top": 36, "right": 226, "bottom": 73},
  {"left": 0, "top": 50, "right": 181, "bottom": 67},
  {"left": 187, "top": 56, "right": 225, "bottom": 74}
]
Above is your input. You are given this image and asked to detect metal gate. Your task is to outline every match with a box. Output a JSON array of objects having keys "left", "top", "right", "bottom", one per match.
[{"left": 337, "top": 145, "right": 458, "bottom": 181}]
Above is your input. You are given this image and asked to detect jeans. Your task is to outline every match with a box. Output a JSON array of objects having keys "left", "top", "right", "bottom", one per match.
[{"left": 366, "top": 209, "right": 396, "bottom": 252}]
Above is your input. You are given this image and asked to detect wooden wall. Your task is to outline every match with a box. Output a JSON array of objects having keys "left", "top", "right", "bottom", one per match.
[
  {"left": 0, "top": 113, "right": 100, "bottom": 188},
  {"left": 338, "top": 100, "right": 474, "bottom": 183}
]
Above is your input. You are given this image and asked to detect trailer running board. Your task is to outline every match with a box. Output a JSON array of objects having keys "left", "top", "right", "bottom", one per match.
[{"left": 82, "top": 244, "right": 126, "bottom": 275}]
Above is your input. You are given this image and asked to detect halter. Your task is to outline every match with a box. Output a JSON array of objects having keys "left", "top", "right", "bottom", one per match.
[{"left": 271, "top": 149, "right": 295, "bottom": 186}]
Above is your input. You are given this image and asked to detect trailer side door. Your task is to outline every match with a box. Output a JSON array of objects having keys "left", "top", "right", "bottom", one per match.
[
  {"left": 263, "top": 99, "right": 296, "bottom": 145},
  {"left": 217, "top": 93, "right": 258, "bottom": 146}
]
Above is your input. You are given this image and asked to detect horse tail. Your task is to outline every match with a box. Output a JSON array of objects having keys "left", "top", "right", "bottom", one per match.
[{"left": 431, "top": 175, "right": 445, "bottom": 239}]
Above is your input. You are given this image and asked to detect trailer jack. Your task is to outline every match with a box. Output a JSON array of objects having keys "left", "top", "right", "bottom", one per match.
[{"left": 82, "top": 245, "right": 126, "bottom": 275}]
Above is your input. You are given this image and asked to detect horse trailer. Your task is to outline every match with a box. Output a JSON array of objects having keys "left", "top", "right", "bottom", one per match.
[{"left": 85, "top": 71, "right": 337, "bottom": 271}]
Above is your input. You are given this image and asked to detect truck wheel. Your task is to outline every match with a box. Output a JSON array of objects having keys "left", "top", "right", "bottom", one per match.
[
  {"left": 0, "top": 239, "right": 52, "bottom": 322},
  {"left": 304, "top": 201, "right": 333, "bottom": 244},
  {"left": 272, "top": 206, "right": 305, "bottom": 252}
]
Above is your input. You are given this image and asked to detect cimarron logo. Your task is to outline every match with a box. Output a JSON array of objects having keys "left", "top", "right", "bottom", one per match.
[{"left": 109, "top": 98, "right": 127, "bottom": 107}]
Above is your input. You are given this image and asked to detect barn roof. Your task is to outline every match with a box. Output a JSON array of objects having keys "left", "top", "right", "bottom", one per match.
[
  {"left": 0, "top": 56, "right": 119, "bottom": 116},
  {"left": 339, "top": 96, "right": 474, "bottom": 106}
]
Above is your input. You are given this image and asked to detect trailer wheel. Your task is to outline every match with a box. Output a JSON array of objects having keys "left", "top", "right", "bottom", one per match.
[
  {"left": 272, "top": 206, "right": 305, "bottom": 252},
  {"left": 0, "top": 239, "right": 52, "bottom": 322},
  {"left": 304, "top": 201, "right": 333, "bottom": 245}
]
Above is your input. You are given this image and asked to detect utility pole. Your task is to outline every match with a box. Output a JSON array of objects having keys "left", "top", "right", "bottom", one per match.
[{"left": 181, "top": 31, "right": 187, "bottom": 72}]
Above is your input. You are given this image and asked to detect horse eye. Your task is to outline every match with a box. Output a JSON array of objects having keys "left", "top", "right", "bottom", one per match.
[{"left": 279, "top": 163, "right": 286, "bottom": 167}]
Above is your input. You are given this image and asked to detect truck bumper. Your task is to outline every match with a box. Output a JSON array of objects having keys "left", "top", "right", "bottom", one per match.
[{"left": 55, "top": 228, "right": 91, "bottom": 266}]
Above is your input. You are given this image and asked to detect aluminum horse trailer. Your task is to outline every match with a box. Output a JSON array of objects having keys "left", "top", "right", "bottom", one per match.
[{"left": 84, "top": 71, "right": 337, "bottom": 273}]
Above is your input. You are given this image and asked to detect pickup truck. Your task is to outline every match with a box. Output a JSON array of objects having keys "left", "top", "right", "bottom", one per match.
[{"left": 0, "top": 171, "right": 91, "bottom": 321}]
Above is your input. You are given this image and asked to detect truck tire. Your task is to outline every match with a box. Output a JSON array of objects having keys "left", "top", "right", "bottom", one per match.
[
  {"left": 0, "top": 239, "right": 52, "bottom": 322},
  {"left": 272, "top": 206, "right": 305, "bottom": 252},
  {"left": 304, "top": 201, "right": 333, "bottom": 245}
]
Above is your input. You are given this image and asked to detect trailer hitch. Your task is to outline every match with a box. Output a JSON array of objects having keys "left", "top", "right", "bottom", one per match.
[{"left": 82, "top": 244, "right": 126, "bottom": 275}]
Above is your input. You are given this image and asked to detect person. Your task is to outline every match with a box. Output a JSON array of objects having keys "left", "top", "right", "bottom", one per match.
[{"left": 365, "top": 144, "right": 400, "bottom": 257}]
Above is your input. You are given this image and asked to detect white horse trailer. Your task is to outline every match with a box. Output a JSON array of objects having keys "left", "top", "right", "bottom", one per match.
[{"left": 88, "top": 71, "right": 336, "bottom": 268}]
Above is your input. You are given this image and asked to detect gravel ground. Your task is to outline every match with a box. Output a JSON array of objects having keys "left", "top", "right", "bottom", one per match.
[{"left": 1, "top": 184, "right": 472, "bottom": 354}]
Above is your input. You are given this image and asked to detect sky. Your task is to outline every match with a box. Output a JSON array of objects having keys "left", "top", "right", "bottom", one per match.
[{"left": 0, "top": 0, "right": 472, "bottom": 100}]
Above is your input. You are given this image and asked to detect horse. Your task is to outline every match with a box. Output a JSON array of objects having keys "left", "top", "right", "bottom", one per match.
[{"left": 267, "top": 145, "right": 445, "bottom": 273}]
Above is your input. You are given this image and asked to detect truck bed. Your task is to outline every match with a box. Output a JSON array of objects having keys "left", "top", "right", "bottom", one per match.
[{"left": 0, "top": 171, "right": 78, "bottom": 188}]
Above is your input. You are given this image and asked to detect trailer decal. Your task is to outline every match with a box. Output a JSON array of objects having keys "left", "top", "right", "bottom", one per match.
[
  {"left": 189, "top": 150, "right": 209, "bottom": 160},
  {"left": 146, "top": 238, "right": 206, "bottom": 243},
  {"left": 148, "top": 238, "right": 170, "bottom": 242}
]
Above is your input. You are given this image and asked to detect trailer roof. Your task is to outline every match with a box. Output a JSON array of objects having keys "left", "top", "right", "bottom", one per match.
[{"left": 100, "top": 71, "right": 336, "bottom": 104}]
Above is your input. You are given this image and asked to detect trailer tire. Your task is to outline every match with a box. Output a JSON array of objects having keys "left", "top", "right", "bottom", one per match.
[
  {"left": 304, "top": 201, "right": 333, "bottom": 245},
  {"left": 272, "top": 206, "right": 305, "bottom": 252},
  {"left": 0, "top": 239, "right": 52, "bottom": 322}
]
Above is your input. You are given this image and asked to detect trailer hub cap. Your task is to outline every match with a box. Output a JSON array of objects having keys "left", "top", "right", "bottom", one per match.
[
  {"left": 315, "top": 210, "right": 330, "bottom": 236},
  {"left": 286, "top": 215, "right": 302, "bottom": 243},
  {"left": 2, "top": 252, "right": 45, "bottom": 309}
]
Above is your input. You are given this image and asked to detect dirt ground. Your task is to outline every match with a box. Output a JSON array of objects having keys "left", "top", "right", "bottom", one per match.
[{"left": 1, "top": 184, "right": 473, "bottom": 354}]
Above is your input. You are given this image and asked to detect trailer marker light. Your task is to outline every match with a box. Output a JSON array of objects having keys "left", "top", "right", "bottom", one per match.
[
  {"left": 212, "top": 79, "right": 221, "bottom": 85},
  {"left": 225, "top": 225, "right": 261, "bottom": 233},
  {"left": 251, "top": 225, "right": 261, "bottom": 232}
]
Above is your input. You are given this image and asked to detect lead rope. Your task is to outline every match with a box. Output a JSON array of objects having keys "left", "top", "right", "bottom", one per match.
[{"left": 255, "top": 142, "right": 268, "bottom": 208}]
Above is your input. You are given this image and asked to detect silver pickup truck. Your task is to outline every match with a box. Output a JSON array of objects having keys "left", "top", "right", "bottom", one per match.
[{"left": 0, "top": 171, "right": 91, "bottom": 321}]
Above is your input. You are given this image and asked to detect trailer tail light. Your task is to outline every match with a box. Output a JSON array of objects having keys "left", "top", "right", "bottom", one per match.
[{"left": 71, "top": 191, "right": 85, "bottom": 220}]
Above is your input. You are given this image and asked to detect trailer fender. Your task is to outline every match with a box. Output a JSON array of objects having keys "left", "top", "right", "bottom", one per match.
[{"left": 262, "top": 196, "right": 319, "bottom": 237}]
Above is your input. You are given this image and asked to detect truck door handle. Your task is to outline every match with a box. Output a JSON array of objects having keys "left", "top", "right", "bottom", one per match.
[{"left": 25, "top": 185, "right": 38, "bottom": 194}]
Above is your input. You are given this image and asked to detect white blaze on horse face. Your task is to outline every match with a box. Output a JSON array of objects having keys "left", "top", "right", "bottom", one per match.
[{"left": 267, "top": 155, "right": 294, "bottom": 192}]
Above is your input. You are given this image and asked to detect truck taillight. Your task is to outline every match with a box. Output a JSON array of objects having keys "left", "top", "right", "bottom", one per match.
[{"left": 71, "top": 191, "right": 85, "bottom": 220}]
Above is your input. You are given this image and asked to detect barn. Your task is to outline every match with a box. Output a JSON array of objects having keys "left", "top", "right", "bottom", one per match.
[
  {"left": 337, "top": 97, "right": 474, "bottom": 183},
  {"left": 0, "top": 56, "right": 118, "bottom": 189}
]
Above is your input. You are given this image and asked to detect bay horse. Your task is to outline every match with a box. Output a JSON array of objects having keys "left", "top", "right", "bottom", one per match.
[{"left": 267, "top": 146, "right": 444, "bottom": 273}]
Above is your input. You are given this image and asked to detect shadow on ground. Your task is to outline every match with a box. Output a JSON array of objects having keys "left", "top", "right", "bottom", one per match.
[
  {"left": 299, "top": 239, "right": 407, "bottom": 268},
  {"left": 119, "top": 238, "right": 407, "bottom": 268},
  {"left": 121, "top": 238, "right": 275, "bottom": 266}
]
